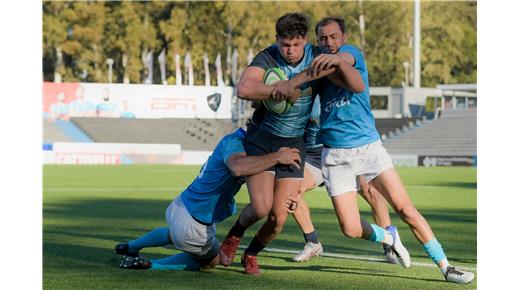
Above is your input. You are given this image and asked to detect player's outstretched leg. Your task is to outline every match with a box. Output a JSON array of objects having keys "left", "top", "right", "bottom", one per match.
[
  {"left": 150, "top": 252, "right": 203, "bottom": 271},
  {"left": 115, "top": 227, "right": 171, "bottom": 257},
  {"left": 424, "top": 238, "right": 475, "bottom": 284},
  {"left": 219, "top": 203, "right": 261, "bottom": 267},
  {"left": 331, "top": 191, "right": 411, "bottom": 268},
  {"left": 373, "top": 168, "right": 474, "bottom": 283},
  {"left": 119, "top": 253, "right": 204, "bottom": 271},
  {"left": 357, "top": 176, "right": 400, "bottom": 264},
  {"left": 291, "top": 198, "right": 323, "bottom": 262},
  {"left": 241, "top": 178, "right": 300, "bottom": 275},
  {"left": 220, "top": 173, "right": 275, "bottom": 267},
  {"left": 291, "top": 167, "right": 323, "bottom": 262}
]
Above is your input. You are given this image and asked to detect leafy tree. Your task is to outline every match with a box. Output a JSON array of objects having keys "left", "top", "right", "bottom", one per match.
[{"left": 42, "top": 1, "right": 477, "bottom": 87}]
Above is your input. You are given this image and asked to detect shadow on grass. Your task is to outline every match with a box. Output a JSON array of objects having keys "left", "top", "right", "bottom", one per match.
[
  {"left": 219, "top": 260, "right": 443, "bottom": 283},
  {"left": 44, "top": 197, "right": 476, "bottom": 268},
  {"left": 426, "top": 181, "right": 477, "bottom": 189}
]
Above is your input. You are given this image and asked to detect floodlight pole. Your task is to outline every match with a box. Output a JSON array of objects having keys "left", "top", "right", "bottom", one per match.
[
  {"left": 413, "top": 0, "right": 421, "bottom": 88},
  {"left": 403, "top": 61, "right": 410, "bottom": 87},
  {"left": 106, "top": 58, "right": 114, "bottom": 83}
]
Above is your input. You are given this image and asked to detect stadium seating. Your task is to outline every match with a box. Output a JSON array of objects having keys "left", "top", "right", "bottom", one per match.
[
  {"left": 53, "top": 116, "right": 423, "bottom": 151},
  {"left": 375, "top": 117, "right": 422, "bottom": 139},
  {"left": 43, "top": 118, "right": 73, "bottom": 143},
  {"left": 383, "top": 109, "right": 476, "bottom": 156},
  {"left": 70, "top": 118, "right": 235, "bottom": 151},
  {"left": 48, "top": 110, "right": 475, "bottom": 157}
]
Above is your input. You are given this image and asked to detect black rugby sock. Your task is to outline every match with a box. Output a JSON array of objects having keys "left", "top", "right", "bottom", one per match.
[
  {"left": 303, "top": 231, "right": 319, "bottom": 244},
  {"left": 227, "top": 219, "right": 247, "bottom": 238},
  {"left": 244, "top": 236, "right": 266, "bottom": 256}
]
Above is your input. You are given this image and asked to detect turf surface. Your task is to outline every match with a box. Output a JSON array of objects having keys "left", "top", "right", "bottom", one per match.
[{"left": 43, "top": 165, "right": 477, "bottom": 289}]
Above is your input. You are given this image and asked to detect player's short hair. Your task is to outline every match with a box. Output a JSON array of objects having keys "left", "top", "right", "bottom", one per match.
[
  {"left": 315, "top": 17, "right": 346, "bottom": 35},
  {"left": 276, "top": 13, "right": 309, "bottom": 39}
]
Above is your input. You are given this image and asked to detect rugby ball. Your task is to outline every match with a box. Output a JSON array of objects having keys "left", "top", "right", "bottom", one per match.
[{"left": 262, "top": 68, "right": 293, "bottom": 115}]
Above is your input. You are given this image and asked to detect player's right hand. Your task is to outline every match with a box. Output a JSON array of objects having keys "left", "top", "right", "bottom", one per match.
[
  {"left": 276, "top": 147, "right": 301, "bottom": 169},
  {"left": 271, "top": 80, "right": 301, "bottom": 102}
]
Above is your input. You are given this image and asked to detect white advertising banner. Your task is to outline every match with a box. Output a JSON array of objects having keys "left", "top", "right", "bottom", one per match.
[
  {"left": 47, "top": 142, "right": 182, "bottom": 165},
  {"left": 390, "top": 154, "right": 419, "bottom": 167},
  {"left": 43, "top": 82, "right": 232, "bottom": 119}
]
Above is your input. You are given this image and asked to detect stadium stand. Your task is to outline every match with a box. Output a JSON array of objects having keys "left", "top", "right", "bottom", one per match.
[
  {"left": 54, "top": 120, "right": 93, "bottom": 143},
  {"left": 48, "top": 111, "right": 473, "bottom": 156},
  {"left": 50, "top": 117, "right": 423, "bottom": 151},
  {"left": 43, "top": 118, "right": 73, "bottom": 143},
  {"left": 383, "top": 108, "right": 476, "bottom": 156},
  {"left": 375, "top": 117, "right": 422, "bottom": 139},
  {"left": 70, "top": 118, "right": 235, "bottom": 151}
]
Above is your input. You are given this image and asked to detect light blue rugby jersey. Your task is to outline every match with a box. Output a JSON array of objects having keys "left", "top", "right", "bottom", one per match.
[
  {"left": 180, "top": 128, "right": 246, "bottom": 224},
  {"left": 96, "top": 101, "right": 117, "bottom": 114},
  {"left": 249, "top": 44, "right": 323, "bottom": 138},
  {"left": 69, "top": 100, "right": 95, "bottom": 114},
  {"left": 318, "top": 45, "right": 380, "bottom": 148}
]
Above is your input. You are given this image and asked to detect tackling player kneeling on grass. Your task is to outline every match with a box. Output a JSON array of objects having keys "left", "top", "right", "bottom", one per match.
[
  {"left": 114, "top": 128, "right": 301, "bottom": 271},
  {"left": 313, "top": 17, "right": 474, "bottom": 284}
]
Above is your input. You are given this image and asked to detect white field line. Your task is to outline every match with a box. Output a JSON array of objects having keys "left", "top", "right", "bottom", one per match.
[{"left": 239, "top": 245, "right": 477, "bottom": 272}]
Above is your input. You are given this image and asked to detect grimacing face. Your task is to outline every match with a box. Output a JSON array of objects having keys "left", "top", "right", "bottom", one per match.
[
  {"left": 317, "top": 21, "right": 345, "bottom": 54},
  {"left": 277, "top": 35, "right": 307, "bottom": 64}
]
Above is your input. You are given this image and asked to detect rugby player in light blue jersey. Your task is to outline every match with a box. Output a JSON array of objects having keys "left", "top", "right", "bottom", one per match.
[
  {"left": 289, "top": 96, "right": 399, "bottom": 265},
  {"left": 68, "top": 85, "right": 96, "bottom": 117},
  {"left": 314, "top": 17, "right": 474, "bottom": 284},
  {"left": 96, "top": 88, "right": 118, "bottom": 117},
  {"left": 219, "top": 13, "right": 356, "bottom": 276},
  {"left": 114, "top": 128, "right": 301, "bottom": 271},
  {"left": 49, "top": 92, "right": 69, "bottom": 121}
]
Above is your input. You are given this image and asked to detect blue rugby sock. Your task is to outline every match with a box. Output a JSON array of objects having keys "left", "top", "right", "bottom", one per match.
[
  {"left": 151, "top": 252, "right": 202, "bottom": 271},
  {"left": 128, "top": 227, "right": 171, "bottom": 254},
  {"left": 423, "top": 238, "right": 448, "bottom": 267},
  {"left": 367, "top": 224, "right": 386, "bottom": 243}
]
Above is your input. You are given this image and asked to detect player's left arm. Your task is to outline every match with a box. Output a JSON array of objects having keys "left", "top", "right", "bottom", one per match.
[
  {"left": 227, "top": 147, "right": 301, "bottom": 177},
  {"left": 278, "top": 53, "right": 362, "bottom": 103},
  {"left": 310, "top": 53, "right": 365, "bottom": 92}
]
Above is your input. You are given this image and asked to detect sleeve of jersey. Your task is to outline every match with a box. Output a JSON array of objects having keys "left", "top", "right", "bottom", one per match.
[
  {"left": 248, "top": 47, "right": 278, "bottom": 70},
  {"left": 222, "top": 136, "right": 246, "bottom": 166},
  {"left": 339, "top": 46, "right": 366, "bottom": 73},
  {"left": 313, "top": 45, "right": 331, "bottom": 56}
]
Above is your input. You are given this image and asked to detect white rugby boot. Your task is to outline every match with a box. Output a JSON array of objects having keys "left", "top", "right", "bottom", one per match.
[
  {"left": 443, "top": 266, "right": 475, "bottom": 284},
  {"left": 292, "top": 242, "right": 323, "bottom": 262},
  {"left": 386, "top": 225, "right": 411, "bottom": 268}
]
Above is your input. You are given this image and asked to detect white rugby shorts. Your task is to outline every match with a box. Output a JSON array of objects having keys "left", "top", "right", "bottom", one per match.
[
  {"left": 321, "top": 140, "right": 394, "bottom": 197},
  {"left": 304, "top": 161, "right": 324, "bottom": 187},
  {"left": 165, "top": 196, "right": 219, "bottom": 260}
]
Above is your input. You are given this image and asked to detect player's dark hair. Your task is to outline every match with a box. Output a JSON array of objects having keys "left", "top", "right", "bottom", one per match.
[
  {"left": 315, "top": 17, "right": 345, "bottom": 35},
  {"left": 276, "top": 13, "right": 309, "bottom": 39}
]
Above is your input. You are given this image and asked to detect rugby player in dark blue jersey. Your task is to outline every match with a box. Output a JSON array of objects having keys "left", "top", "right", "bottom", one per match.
[
  {"left": 218, "top": 13, "right": 361, "bottom": 276},
  {"left": 114, "top": 128, "right": 301, "bottom": 271}
]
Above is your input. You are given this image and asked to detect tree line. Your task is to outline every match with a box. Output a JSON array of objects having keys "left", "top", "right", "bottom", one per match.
[{"left": 43, "top": 1, "right": 476, "bottom": 88}]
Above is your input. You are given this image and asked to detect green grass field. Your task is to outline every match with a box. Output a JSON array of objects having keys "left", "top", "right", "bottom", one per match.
[{"left": 43, "top": 165, "right": 477, "bottom": 289}]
